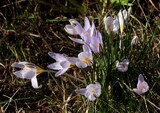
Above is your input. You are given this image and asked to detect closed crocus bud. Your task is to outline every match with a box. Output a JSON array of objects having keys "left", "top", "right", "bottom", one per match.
[
  {"left": 75, "top": 82, "right": 101, "bottom": 101},
  {"left": 133, "top": 74, "right": 149, "bottom": 95},
  {"left": 11, "top": 62, "right": 44, "bottom": 89},
  {"left": 131, "top": 35, "right": 139, "bottom": 46}
]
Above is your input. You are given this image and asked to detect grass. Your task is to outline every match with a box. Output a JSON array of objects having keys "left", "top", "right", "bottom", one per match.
[{"left": 0, "top": 0, "right": 160, "bottom": 112}]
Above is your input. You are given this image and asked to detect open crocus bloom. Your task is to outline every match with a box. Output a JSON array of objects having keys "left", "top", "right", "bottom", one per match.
[
  {"left": 104, "top": 16, "right": 119, "bottom": 35},
  {"left": 133, "top": 74, "right": 149, "bottom": 95},
  {"left": 69, "top": 20, "right": 103, "bottom": 53},
  {"left": 75, "top": 82, "right": 101, "bottom": 101},
  {"left": 47, "top": 52, "right": 78, "bottom": 77},
  {"left": 76, "top": 45, "right": 93, "bottom": 68},
  {"left": 11, "top": 62, "right": 44, "bottom": 89},
  {"left": 116, "top": 59, "right": 129, "bottom": 72}
]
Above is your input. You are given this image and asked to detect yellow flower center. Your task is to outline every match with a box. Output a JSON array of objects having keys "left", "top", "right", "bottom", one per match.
[
  {"left": 36, "top": 66, "right": 44, "bottom": 75},
  {"left": 140, "top": 84, "right": 145, "bottom": 89},
  {"left": 83, "top": 57, "right": 89, "bottom": 64},
  {"left": 70, "top": 64, "right": 75, "bottom": 68}
]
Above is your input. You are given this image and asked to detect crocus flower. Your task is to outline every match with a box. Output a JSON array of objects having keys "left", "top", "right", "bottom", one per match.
[
  {"left": 116, "top": 59, "right": 129, "bottom": 72},
  {"left": 64, "top": 17, "right": 90, "bottom": 36},
  {"left": 122, "top": 7, "right": 132, "bottom": 23},
  {"left": 118, "top": 10, "right": 125, "bottom": 34},
  {"left": 47, "top": 52, "right": 78, "bottom": 77},
  {"left": 75, "top": 82, "right": 101, "bottom": 101},
  {"left": 104, "top": 16, "right": 119, "bottom": 35},
  {"left": 89, "top": 22, "right": 103, "bottom": 53},
  {"left": 11, "top": 62, "right": 44, "bottom": 89},
  {"left": 76, "top": 45, "right": 93, "bottom": 68},
  {"left": 118, "top": 7, "right": 132, "bottom": 33},
  {"left": 133, "top": 74, "right": 149, "bottom": 95},
  {"left": 69, "top": 20, "right": 103, "bottom": 53}
]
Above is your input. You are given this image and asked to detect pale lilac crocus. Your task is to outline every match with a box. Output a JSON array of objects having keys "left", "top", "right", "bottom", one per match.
[
  {"left": 64, "top": 17, "right": 90, "bottom": 36},
  {"left": 76, "top": 45, "right": 93, "bottom": 68},
  {"left": 75, "top": 82, "right": 101, "bottom": 101},
  {"left": 133, "top": 74, "right": 149, "bottom": 95},
  {"left": 116, "top": 59, "right": 129, "bottom": 72},
  {"left": 11, "top": 62, "right": 44, "bottom": 89},
  {"left": 89, "top": 22, "right": 103, "bottom": 53},
  {"left": 67, "top": 17, "right": 91, "bottom": 44},
  {"left": 69, "top": 20, "right": 103, "bottom": 53},
  {"left": 47, "top": 52, "right": 78, "bottom": 77},
  {"left": 104, "top": 16, "right": 119, "bottom": 35}
]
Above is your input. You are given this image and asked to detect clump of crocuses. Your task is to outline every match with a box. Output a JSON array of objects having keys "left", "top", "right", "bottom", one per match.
[
  {"left": 65, "top": 17, "right": 103, "bottom": 53},
  {"left": 104, "top": 7, "right": 132, "bottom": 35}
]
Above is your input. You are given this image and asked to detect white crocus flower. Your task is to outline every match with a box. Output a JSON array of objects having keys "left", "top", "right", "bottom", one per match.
[
  {"left": 76, "top": 45, "right": 93, "bottom": 68},
  {"left": 118, "top": 7, "right": 132, "bottom": 34},
  {"left": 123, "top": 7, "right": 132, "bottom": 23},
  {"left": 104, "top": 16, "right": 119, "bottom": 35},
  {"left": 75, "top": 82, "right": 101, "bottom": 101},
  {"left": 118, "top": 10, "right": 125, "bottom": 34},
  {"left": 47, "top": 52, "right": 78, "bottom": 77},
  {"left": 11, "top": 62, "right": 44, "bottom": 89},
  {"left": 133, "top": 74, "right": 149, "bottom": 95},
  {"left": 116, "top": 59, "right": 129, "bottom": 72}
]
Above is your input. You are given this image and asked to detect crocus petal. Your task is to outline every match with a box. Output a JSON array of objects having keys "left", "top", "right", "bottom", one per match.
[
  {"left": 13, "top": 70, "right": 25, "bottom": 79},
  {"left": 113, "top": 16, "right": 119, "bottom": 33},
  {"left": 85, "top": 92, "right": 96, "bottom": 101},
  {"left": 94, "top": 82, "right": 101, "bottom": 97},
  {"left": 104, "top": 16, "right": 113, "bottom": 34},
  {"left": 64, "top": 25, "right": 78, "bottom": 35},
  {"left": 118, "top": 10, "right": 125, "bottom": 34},
  {"left": 76, "top": 61, "right": 87, "bottom": 68},
  {"left": 67, "top": 57, "right": 79, "bottom": 64},
  {"left": 84, "top": 17, "right": 91, "bottom": 31},
  {"left": 133, "top": 88, "right": 142, "bottom": 95},
  {"left": 122, "top": 9, "right": 128, "bottom": 21},
  {"left": 48, "top": 52, "right": 67, "bottom": 61},
  {"left": 75, "top": 88, "right": 86, "bottom": 95},
  {"left": 60, "top": 61, "right": 71, "bottom": 68},
  {"left": 137, "top": 74, "right": 144, "bottom": 86},
  {"left": 47, "top": 62, "right": 62, "bottom": 70},
  {"left": 11, "top": 62, "right": 28, "bottom": 68},
  {"left": 90, "top": 21, "right": 96, "bottom": 37},
  {"left": 55, "top": 68, "right": 68, "bottom": 77},
  {"left": 83, "top": 44, "right": 91, "bottom": 53},
  {"left": 13, "top": 69, "right": 36, "bottom": 79},
  {"left": 31, "top": 76, "right": 41, "bottom": 89},
  {"left": 69, "top": 37, "right": 84, "bottom": 44},
  {"left": 69, "top": 19, "right": 83, "bottom": 35}
]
